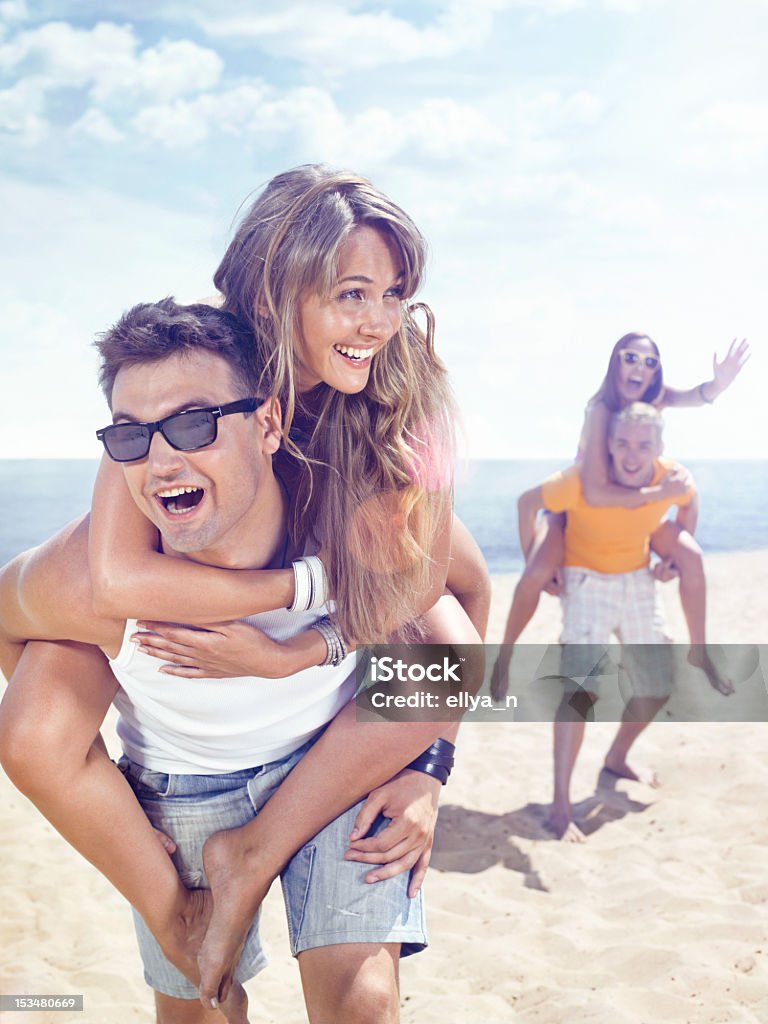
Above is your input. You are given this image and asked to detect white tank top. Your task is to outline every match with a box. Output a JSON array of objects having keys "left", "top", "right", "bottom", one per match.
[{"left": 109, "top": 606, "right": 356, "bottom": 774}]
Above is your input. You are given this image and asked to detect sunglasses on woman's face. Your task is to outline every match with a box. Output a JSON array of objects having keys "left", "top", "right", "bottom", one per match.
[
  {"left": 96, "top": 398, "right": 260, "bottom": 462},
  {"left": 619, "top": 349, "right": 659, "bottom": 370}
]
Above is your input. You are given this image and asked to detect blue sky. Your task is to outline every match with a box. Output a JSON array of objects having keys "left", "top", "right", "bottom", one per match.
[{"left": 1, "top": 0, "right": 765, "bottom": 459}]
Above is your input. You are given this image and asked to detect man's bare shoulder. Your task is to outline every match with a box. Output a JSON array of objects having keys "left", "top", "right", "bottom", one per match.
[{"left": 0, "top": 514, "right": 122, "bottom": 649}]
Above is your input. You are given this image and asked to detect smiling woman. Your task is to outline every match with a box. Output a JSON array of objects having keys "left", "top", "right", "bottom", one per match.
[
  {"left": 207, "top": 164, "right": 467, "bottom": 643},
  {"left": 296, "top": 225, "right": 405, "bottom": 393}
]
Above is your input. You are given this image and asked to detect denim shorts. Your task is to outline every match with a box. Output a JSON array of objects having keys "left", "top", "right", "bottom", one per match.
[{"left": 119, "top": 741, "right": 427, "bottom": 999}]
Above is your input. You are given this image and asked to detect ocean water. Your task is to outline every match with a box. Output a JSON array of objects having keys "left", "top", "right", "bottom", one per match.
[
  {"left": 0, "top": 458, "right": 766, "bottom": 573},
  {"left": 454, "top": 458, "right": 768, "bottom": 573}
]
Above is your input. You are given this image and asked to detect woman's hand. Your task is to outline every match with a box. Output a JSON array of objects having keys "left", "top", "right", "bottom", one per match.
[
  {"left": 710, "top": 338, "right": 750, "bottom": 397},
  {"left": 343, "top": 769, "right": 442, "bottom": 897},
  {"left": 656, "top": 467, "right": 692, "bottom": 501},
  {"left": 542, "top": 566, "right": 564, "bottom": 597},
  {"left": 652, "top": 557, "right": 679, "bottom": 582},
  {"left": 132, "top": 620, "right": 288, "bottom": 678}
]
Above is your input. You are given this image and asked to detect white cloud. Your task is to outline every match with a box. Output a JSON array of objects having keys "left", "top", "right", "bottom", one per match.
[
  {"left": 297, "top": 93, "right": 505, "bottom": 166},
  {"left": 93, "top": 36, "right": 222, "bottom": 103},
  {"left": 129, "top": 83, "right": 506, "bottom": 169},
  {"left": 70, "top": 106, "right": 124, "bottom": 142},
  {"left": 0, "top": 76, "right": 47, "bottom": 142},
  {"left": 193, "top": 0, "right": 508, "bottom": 71},
  {"left": 403, "top": 99, "right": 506, "bottom": 160},
  {"left": 0, "top": 21, "right": 137, "bottom": 86},
  {"left": 0, "top": 21, "right": 222, "bottom": 129},
  {"left": 131, "top": 95, "right": 212, "bottom": 146},
  {"left": 0, "top": 0, "right": 28, "bottom": 25},
  {"left": 187, "top": 0, "right": 644, "bottom": 65}
]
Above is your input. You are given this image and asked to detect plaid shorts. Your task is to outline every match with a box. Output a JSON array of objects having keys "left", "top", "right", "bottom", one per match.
[{"left": 559, "top": 567, "right": 674, "bottom": 699}]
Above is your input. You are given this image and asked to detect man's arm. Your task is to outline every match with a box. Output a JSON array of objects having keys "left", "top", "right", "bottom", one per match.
[
  {"left": 445, "top": 516, "right": 491, "bottom": 639},
  {"left": 518, "top": 485, "right": 546, "bottom": 561},
  {"left": 675, "top": 490, "right": 699, "bottom": 535},
  {"left": 652, "top": 481, "right": 699, "bottom": 582},
  {"left": 0, "top": 515, "right": 118, "bottom": 677}
]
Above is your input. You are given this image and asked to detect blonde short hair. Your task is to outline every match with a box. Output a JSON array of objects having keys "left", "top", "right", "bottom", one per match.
[{"left": 609, "top": 401, "right": 663, "bottom": 441}]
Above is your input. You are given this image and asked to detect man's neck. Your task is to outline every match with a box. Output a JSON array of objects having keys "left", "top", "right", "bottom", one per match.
[{"left": 161, "top": 474, "right": 288, "bottom": 571}]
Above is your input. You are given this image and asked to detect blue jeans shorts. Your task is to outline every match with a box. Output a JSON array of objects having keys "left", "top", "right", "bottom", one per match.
[{"left": 119, "top": 740, "right": 427, "bottom": 999}]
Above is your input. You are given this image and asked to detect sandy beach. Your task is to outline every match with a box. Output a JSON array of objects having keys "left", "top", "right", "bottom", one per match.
[{"left": 1, "top": 550, "right": 767, "bottom": 1023}]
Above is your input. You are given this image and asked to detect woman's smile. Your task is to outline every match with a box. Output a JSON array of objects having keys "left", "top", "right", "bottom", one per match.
[{"left": 296, "top": 224, "right": 404, "bottom": 394}]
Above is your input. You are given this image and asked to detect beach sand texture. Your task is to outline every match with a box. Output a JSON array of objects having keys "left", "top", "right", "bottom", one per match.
[{"left": 1, "top": 549, "right": 766, "bottom": 1023}]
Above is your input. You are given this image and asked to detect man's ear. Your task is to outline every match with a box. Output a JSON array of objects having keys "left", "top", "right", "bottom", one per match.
[{"left": 255, "top": 396, "right": 282, "bottom": 455}]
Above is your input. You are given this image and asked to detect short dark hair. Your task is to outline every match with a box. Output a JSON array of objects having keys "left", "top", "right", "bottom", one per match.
[{"left": 95, "top": 298, "right": 261, "bottom": 406}]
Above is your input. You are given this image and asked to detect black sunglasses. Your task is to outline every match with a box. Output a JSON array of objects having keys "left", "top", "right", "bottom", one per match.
[{"left": 96, "top": 398, "right": 260, "bottom": 463}]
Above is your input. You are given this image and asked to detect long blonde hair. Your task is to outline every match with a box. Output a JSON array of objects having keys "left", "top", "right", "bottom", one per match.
[{"left": 214, "top": 165, "right": 456, "bottom": 642}]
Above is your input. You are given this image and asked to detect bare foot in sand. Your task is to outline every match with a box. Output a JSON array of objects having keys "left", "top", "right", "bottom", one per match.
[
  {"left": 688, "top": 644, "right": 734, "bottom": 696},
  {"left": 547, "top": 806, "right": 586, "bottom": 843},
  {"left": 198, "top": 828, "right": 272, "bottom": 1011},
  {"left": 161, "top": 889, "right": 250, "bottom": 1024},
  {"left": 490, "top": 656, "right": 511, "bottom": 703},
  {"left": 602, "top": 757, "right": 660, "bottom": 788}
]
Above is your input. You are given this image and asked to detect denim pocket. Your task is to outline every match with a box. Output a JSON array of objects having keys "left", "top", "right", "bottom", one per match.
[
  {"left": 246, "top": 750, "right": 300, "bottom": 814},
  {"left": 118, "top": 756, "right": 172, "bottom": 798}
]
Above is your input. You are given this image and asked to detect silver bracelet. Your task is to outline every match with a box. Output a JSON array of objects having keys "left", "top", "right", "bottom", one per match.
[
  {"left": 311, "top": 615, "right": 349, "bottom": 667},
  {"left": 288, "top": 555, "right": 328, "bottom": 612},
  {"left": 698, "top": 381, "right": 715, "bottom": 404}
]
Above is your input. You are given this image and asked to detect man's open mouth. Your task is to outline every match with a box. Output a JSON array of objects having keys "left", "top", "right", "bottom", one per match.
[{"left": 156, "top": 486, "right": 204, "bottom": 515}]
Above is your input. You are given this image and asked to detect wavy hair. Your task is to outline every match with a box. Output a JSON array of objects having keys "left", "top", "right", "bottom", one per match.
[
  {"left": 591, "top": 332, "right": 664, "bottom": 413},
  {"left": 214, "top": 165, "right": 455, "bottom": 642}
]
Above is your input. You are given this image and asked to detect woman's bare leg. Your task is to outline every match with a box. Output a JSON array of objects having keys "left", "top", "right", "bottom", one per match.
[
  {"left": 0, "top": 641, "right": 186, "bottom": 922},
  {"left": 0, "top": 639, "right": 249, "bottom": 1018},
  {"left": 491, "top": 513, "right": 565, "bottom": 701},
  {"left": 650, "top": 523, "right": 732, "bottom": 694},
  {"left": 198, "top": 592, "right": 480, "bottom": 1009}
]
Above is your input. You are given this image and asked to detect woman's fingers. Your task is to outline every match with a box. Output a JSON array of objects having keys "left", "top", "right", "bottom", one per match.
[{"left": 159, "top": 665, "right": 208, "bottom": 678}]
